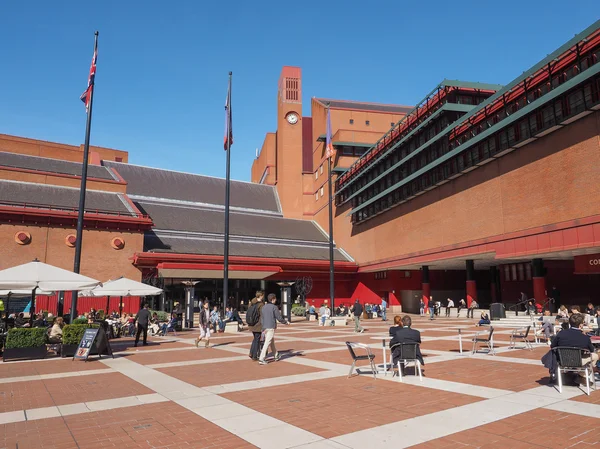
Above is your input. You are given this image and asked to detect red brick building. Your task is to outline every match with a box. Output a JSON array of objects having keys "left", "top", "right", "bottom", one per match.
[{"left": 252, "top": 21, "right": 600, "bottom": 312}]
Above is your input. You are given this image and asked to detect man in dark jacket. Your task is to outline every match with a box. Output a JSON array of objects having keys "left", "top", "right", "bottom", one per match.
[
  {"left": 551, "top": 313, "right": 598, "bottom": 367},
  {"left": 248, "top": 291, "right": 265, "bottom": 361},
  {"left": 351, "top": 299, "right": 364, "bottom": 333},
  {"left": 390, "top": 315, "right": 424, "bottom": 370},
  {"left": 134, "top": 303, "right": 151, "bottom": 347},
  {"left": 258, "top": 294, "right": 290, "bottom": 365}
]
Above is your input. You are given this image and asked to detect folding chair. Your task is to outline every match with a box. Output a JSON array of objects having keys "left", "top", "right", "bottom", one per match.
[
  {"left": 554, "top": 347, "right": 596, "bottom": 396},
  {"left": 510, "top": 326, "right": 533, "bottom": 350},
  {"left": 471, "top": 326, "right": 495, "bottom": 355},
  {"left": 346, "top": 342, "right": 377, "bottom": 379},
  {"left": 390, "top": 343, "right": 422, "bottom": 382}
]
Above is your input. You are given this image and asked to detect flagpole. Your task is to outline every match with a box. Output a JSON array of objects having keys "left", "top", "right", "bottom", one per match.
[
  {"left": 327, "top": 107, "right": 335, "bottom": 313},
  {"left": 223, "top": 72, "right": 232, "bottom": 313},
  {"left": 71, "top": 31, "right": 98, "bottom": 323}
]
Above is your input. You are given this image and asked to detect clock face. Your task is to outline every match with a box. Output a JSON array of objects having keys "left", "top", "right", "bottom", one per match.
[{"left": 286, "top": 113, "right": 299, "bottom": 125}]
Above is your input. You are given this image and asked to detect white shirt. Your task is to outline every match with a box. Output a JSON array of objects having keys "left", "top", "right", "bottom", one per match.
[{"left": 447, "top": 300, "right": 454, "bottom": 307}]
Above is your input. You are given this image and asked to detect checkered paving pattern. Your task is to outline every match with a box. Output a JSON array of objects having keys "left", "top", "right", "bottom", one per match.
[{"left": 0, "top": 314, "right": 597, "bottom": 448}]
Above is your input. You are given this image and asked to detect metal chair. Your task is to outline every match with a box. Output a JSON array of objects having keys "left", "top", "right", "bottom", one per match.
[
  {"left": 346, "top": 342, "right": 377, "bottom": 379},
  {"left": 471, "top": 326, "right": 495, "bottom": 355},
  {"left": 510, "top": 326, "right": 533, "bottom": 350},
  {"left": 554, "top": 346, "right": 596, "bottom": 395},
  {"left": 390, "top": 343, "right": 422, "bottom": 382}
]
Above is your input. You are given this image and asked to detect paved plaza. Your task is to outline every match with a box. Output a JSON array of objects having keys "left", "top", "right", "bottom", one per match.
[{"left": 0, "top": 315, "right": 598, "bottom": 449}]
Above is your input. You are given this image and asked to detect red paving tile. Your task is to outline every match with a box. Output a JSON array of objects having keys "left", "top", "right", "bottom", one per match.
[
  {"left": 500, "top": 346, "right": 549, "bottom": 360},
  {"left": 114, "top": 339, "right": 192, "bottom": 352},
  {"left": 0, "top": 402, "right": 256, "bottom": 449},
  {"left": 223, "top": 375, "right": 480, "bottom": 439},
  {"left": 0, "top": 372, "right": 152, "bottom": 412},
  {"left": 303, "top": 349, "right": 380, "bottom": 367},
  {"left": 424, "top": 358, "right": 549, "bottom": 391},
  {"left": 235, "top": 340, "right": 342, "bottom": 351},
  {"left": 0, "top": 358, "right": 106, "bottom": 379},
  {"left": 570, "top": 386, "right": 600, "bottom": 404},
  {"left": 159, "top": 359, "right": 324, "bottom": 387}
]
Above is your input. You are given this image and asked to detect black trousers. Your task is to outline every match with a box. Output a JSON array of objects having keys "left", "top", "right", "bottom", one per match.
[
  {"left": 249, "top": 331, "right": 262, "bottom": 359},
  {"left": 135, "top": 324, "right": 148, "bottom": 345}
]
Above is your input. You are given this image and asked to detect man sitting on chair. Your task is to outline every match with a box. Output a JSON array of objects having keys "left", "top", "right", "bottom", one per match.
[
  {"left": 551, "top": 313, "right": 599, "bottom": 372},
  {"left": 390, "top": 316, "right": 424, "bottom": 373}
]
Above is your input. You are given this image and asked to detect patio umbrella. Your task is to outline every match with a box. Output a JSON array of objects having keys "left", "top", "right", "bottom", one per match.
[
  {"left": 80, "top": 277, "right": 163, "bottom": 316},
  {"left": 0, "top": 260, "right": 101, "bottom": 324}
]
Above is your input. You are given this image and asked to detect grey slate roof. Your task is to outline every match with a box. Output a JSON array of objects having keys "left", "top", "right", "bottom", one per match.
[
  {"left": 0, "top": 180, "right": 133, "bottom": 215},
  {"left": 315, "top": 98, "right": 413, "bottom": 114},
  {"left": 104, "top": 162, "right": 280, "bottom": 213},
  {"left": 134, "top": 201, "right": 327, "bottom": 242},
  {"left": 145, "top": 234, "right": 350, "bottom": 261},
  {"left": 0, "top": 151, "right": 116, "bottom": 180}
]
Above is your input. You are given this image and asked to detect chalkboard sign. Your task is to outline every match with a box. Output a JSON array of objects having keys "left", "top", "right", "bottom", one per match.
[{"left": 74, "top": 326, "right": 113, "bottom": 361}]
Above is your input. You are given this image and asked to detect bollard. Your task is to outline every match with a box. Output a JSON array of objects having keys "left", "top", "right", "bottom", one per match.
[
  {"left": 382, "top": 339, "right": 387, "bottom": 375},
  {"left": 458, "top": 329, "right": 463, "bottom": 354}
]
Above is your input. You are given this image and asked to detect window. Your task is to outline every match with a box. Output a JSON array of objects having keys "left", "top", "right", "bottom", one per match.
[
  {"left": 374, "top": 271, "right": 387, "bottom": 280},
  {"left": 391, "top": 122, "right": 395, "bottom": 127},
  {"left": 504, "top": 265, "right": 510, "bottom": 282},
  {"left": 315, "top": 171, "right": 318, "bottom": 180},
  {"left": 365, "top": 120, "right": 370, "bottom": 126},
  {"left": 320, "top": 187, "right": 324, "bottom": 197},
  {"left": 115, "top": 157, "right": 123, "bottom": 162},
  {"left": 320, "top": 165, "right": 323, "bottom": 174},
  {"left": 349, "top": 119, "right": 354, "bottom": 125},
  {"left": 315, "top": 192, "right": 319, "bottom": 201}
]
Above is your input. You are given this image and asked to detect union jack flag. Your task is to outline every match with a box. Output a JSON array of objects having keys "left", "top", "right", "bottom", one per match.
[
  {"left": 325, "top": 108, "right": 335, "bottom": 159},
  {"left": 224, "top": 77, "right": 233, "bottom": 151},
  {"left": 80, "top": 44, "right": 97, "bottom": 112}
]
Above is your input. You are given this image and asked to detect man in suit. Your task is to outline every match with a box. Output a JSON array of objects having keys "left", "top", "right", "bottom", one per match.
[
  {"left": 551, "top": 313, "right": 599, "bottom": 368},
  {"left": 390, "top": 315, "right": 424, "bottom": 372}
]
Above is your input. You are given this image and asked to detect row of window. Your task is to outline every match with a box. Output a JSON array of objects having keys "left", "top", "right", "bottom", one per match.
[
  {"left": 339, "top": 46, "right": 599, "bottom": 215},
  {"left": 337, "top": 90, "right": 494, "bottom": 189},
  {"left": 350, "top": 75, "right": 600, "bottom": 223},
  {"left": 504, "top": 263, "right": 532, "bottom": 282},
  {"left": 314, "top": 164, "right": 324, "bottom": 180}
]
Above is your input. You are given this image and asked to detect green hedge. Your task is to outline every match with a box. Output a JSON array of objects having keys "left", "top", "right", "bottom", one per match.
[
  {"left": 5, "top": 328, "right": 47, "bottom": 349},
  {"left": 62, "top": 324, "right": 100, "bottom": 345},
  {"left": 150, "top": 310, "right": 169, "bottom": 321},
  {"left": 291, "top": 306, "right": 306, "bottom": 316},
  {"left": 71, "top": 317, "right": 88, "bottom": 325}
]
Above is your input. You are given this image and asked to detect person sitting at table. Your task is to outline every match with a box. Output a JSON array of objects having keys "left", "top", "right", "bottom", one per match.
[
  {"left": 551, "top": 313, "right": 599, "bottom": 382},
  {"left": 32, "top": 313, "right": 46, "bottom": 328},
  {"left": 14, "top": 312, "right": 28, "bottom": 328},
  {"left": 306, "top": 304, "right": 316, "bottom": 320},
  {"left": 390, "top": 315, "right": 424, "bottom": 374},
  {"left": 477, "top": 312, "right": 490, "bottom": 326},
  {"left": 586, "top": 303, "right": 595, "bottom": 316},
  {"left": 48, "top": 317, "right": 64, "bottom": 343},
  {"left": 223, "top": 308, "right": 244, "bottom": 328}
]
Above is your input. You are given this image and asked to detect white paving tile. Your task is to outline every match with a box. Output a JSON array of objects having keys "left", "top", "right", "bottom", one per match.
[
  {"left": 175, "top": 394, "right": 230, "bottom": 409},
  {"left": 213, "top": 412, "right": 283, "bottom": 435},
  {"left": 241, "top": 423, "right": 322, "bottom": 449},
  {"left": 136, "top": 393, "right": 168, "bottom": 404},
  {"left": 191, "top": 402, "right": 256, "bottom": 421},
  {"left": 523, "top": 385, "right": 584, "bottom": 399},
  {"left": 85, "top": 396, "right": 140, "bottom": 411},
  {"left": 58, "top": 403, "right": 90, "bottom": 416},
  {"left": 493, "top": 391, "right": 564, "bottom": 407},
  {"left": 0, "top": 410, "right": 25, "bottom": 425},
  {"left": 379, "top": 374, "right": 510, "bottom": 398},
  {"left": 545, "top": 399, "right": 600, "bottom": 418},
  {"left": 289, "top": 441, "right": 350, "bottom": 449},
  {"left": 25, "top": 406, "right": 60, "bottom": 421}
]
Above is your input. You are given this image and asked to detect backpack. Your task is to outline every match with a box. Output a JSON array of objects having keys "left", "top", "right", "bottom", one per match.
[{"left": 246, "top": 302, "right": 260, "bottom": 327}]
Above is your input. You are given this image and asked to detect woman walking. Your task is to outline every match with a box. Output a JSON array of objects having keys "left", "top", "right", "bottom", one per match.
[{"left": 195, "top": 301, "right": 211, "bottom": 348}]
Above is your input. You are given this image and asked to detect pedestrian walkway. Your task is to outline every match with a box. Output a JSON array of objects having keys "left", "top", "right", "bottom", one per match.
[{"left": 0, "top": 314, "right": 598, "bottom": 448}]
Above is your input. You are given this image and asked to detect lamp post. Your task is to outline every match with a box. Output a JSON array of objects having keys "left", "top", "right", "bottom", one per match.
[
  {"left": 276, "top": 281, "right": 295, "bottom": 322},
  {"left": 181, "top": 280, "right": 198, "bottom": 329}
]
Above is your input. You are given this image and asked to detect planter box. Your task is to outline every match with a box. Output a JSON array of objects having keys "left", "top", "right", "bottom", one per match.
[{"left": 3, "top": 345, "right": 47, "bottom": 362}]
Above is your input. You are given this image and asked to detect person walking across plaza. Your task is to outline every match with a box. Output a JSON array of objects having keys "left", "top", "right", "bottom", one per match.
[
  {"left": 259, "top": 293, "right": 290, "bottom": 365},
  {"left": 247, "top": 290, "right": 265, "bottom": 361},
  {"left": 457, "top": 298, "right": 466, "bottom": 317},
  {"left": 195, "top": 301, "right": 211, "bottom": 348},
  {"left": 381, "top": 297, "right": 387, "bottom": 321},
  {"left": 134, "top": 303, "right": 151, "bottom": 347},
  {"left": 428, "top": 297, "right": 435, "bottom": 320},
  {"left": 351, "top": 299, "right": 364, "bottom": 333}
]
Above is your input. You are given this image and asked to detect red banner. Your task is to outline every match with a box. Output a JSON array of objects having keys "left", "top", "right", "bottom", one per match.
[{"left": 574, "top": 253, "right": 600, "bottom": 274}]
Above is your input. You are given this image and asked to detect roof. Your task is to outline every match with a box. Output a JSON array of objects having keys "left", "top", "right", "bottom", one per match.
[
  {"left": 134, "top": 201, "right": 328, "bottom": 242},
  {"left": 104, "top": 161, "right": 280, "bottom": 213},
  {"left": 0, "top": 151, "right": 116, "bottom": 181},
  {"left": 145, "top": 234, "right": 351, "bottom": 261},
  {"left": 314, "top": 98, "right": 413, "bottom": 114},
  {"left": 0, "top": 180, "right": 134, "bottom": 215}
]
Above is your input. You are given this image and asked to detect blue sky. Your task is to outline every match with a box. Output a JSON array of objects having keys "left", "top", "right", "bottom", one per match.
[{"left": 0, "top": 1, "right": 597, "bottom": 181}]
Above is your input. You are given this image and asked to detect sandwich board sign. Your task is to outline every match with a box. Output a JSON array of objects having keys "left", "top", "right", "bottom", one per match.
[{"left": 74, "top": 326, "right": 113, "bottom": 361}]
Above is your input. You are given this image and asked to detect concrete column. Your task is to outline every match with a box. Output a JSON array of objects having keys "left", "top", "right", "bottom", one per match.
[
  {"left": 466, "top": 260, "right": 476, "bottom": 308},
  {"left": 532, "top": 258, "right": 546, "bottom": 306},
  {"left": 421, "top": 266, "right": 430, "bottom": 310}
]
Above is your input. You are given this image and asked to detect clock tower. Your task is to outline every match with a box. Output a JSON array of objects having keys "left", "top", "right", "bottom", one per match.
[{"left": 275, "top": 66, "right": 304, "bottom": 219}]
